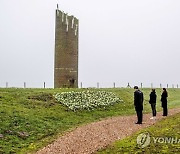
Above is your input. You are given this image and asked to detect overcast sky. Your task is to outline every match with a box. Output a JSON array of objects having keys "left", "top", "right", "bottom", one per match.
[{"left": 0, "top": 0, "right": 180, "bottom": 88}]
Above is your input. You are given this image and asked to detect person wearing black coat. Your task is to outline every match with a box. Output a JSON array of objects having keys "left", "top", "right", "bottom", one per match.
[
  {"left": 149, "top": 89, "right": 157, "bottom": 119},
  {"left": 161, "top": 88, "right": 168, "bottom": 116},
  {"left": 134, "top": 86, "right": 144, "bottom": 124}
]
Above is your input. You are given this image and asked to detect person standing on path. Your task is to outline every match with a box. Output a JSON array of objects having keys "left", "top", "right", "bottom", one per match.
[
  {"left": 161, "top": 88, "right": 168, "bottom": 116},
  {"left": 149, "top": 89, "right": 157, "bottom": 119},
  {"left": 134, "top": 86, "right": 144, "bottom": 124}
]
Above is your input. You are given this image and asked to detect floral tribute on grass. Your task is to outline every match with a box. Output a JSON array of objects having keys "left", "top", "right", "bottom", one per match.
[{"left": 54, "top": 90, "right": 123, "bottom": 111}]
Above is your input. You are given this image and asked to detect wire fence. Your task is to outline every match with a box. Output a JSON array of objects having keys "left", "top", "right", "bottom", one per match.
[
  {"left": 0, "top": 82, "right": 179, "bottom": 89},
  {"left": 0, "top": 82, "right": 53, "bottom": 89},
  {"left": 79, "top": 82, "right": 179, "bottom": 89}
]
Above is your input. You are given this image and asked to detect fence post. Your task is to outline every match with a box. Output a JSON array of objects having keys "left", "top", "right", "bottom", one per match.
[
  {"left": 6, "top": 82, "right": 8, "bottom": 88},
  {"left": 127, "top": 82, "right": 131, "bottom": 88},
  {"left": 80, "top": 82, "right": 83, "bottom": 88},
  {"left": 141, "top": 83, "right": 143, "bottom": 88},
  {"left": 160, "top": 83, "right": 162, "bottom": 88},
  {"left": 151, "top": 83, "right": 153, "bottom": 88},
  {"left": 177, "top": 84, "right": 179, "bottom": 89},
  {"left": 113, "top": 82, "right": 116, "bottom": 88},
  {"left": 44, "top": 82, "right": 46, "bottom": 89},
  {"left": 172, "top": 84, "right": 174, "bottom": 88},
  {"left": 167, "top": 84, "right": 168, "bottom": 88},
  {"left": 97, "top": 82, "right": 99, "bottom": 88},
  {"left": 24, "top": 82, "right": 26, "bottom": 88}
]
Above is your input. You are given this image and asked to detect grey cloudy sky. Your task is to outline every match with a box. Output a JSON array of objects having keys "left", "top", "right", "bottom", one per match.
[{"left": 0, "top": 0, "right": 180, "bottom": 88}]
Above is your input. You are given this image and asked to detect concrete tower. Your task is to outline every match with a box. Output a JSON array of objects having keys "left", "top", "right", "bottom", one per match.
[{"left": 54, "top": 7, "right": 79, "bottom": 88}]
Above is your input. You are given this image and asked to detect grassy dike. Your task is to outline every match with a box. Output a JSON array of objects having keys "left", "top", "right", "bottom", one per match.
[
  {"left": 97, "top": 112, "right": 180, "bottom": 154},
  {"left": 0, "top": 88, "right": 180, "bottom": 153}
]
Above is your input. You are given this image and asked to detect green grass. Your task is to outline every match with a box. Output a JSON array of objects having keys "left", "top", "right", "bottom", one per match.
[
  {"left": 97, "top": 112, "right": 180, "bottom": 154},
  {"left": 0, "top": 88, "right": 180, "bottom": 153}
]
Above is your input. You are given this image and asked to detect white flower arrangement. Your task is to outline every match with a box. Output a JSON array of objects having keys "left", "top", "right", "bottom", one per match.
[{"left": 54, "top": 90, "right": 123, "bottom": 111}]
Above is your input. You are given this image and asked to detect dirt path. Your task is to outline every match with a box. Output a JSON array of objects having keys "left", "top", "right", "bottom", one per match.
[{"left": 36, "top": 108, "right": 180, "bottom": 154}]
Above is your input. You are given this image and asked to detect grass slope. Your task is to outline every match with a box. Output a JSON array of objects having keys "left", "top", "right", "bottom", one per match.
[
  {"left": 97, "top": 113, "right": 180, "bottom": 153},
  {"left": 0, "top": 88, "right": 180, "bottom": 153}
]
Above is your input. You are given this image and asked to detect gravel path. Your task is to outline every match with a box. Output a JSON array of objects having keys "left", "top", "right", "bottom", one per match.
[{"left": 36, "top": 108, "right": 180, "bottom": 154}]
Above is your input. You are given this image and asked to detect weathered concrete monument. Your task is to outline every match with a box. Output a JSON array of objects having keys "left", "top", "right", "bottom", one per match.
[{"left": 54, "top": 6, "right": 79, "bottom": 88}]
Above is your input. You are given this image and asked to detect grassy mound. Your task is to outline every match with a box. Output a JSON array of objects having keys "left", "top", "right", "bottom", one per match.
[{"left": 0, "top": 88, "right": 179, "bottom": 153}]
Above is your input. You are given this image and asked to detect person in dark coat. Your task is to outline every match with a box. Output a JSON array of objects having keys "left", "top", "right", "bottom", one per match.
[
  {"left": 149, "top": 89, "right": 157, "bottom": 119},
  {"left": 161, "top": 88, "right": 168, "bottom": 116},
  {"left": 134, "top": 86, "right": 144, "bottom": 124}
]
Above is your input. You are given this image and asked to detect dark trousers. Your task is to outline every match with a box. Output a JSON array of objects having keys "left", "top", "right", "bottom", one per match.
[
  {"left": 162, "top": 102, "right": 168, "bottom": 116},
  {"left": 151, "top": 103, "right": 156, "bottom": 117},
  {"left": 163, "top": 106, "right": 168, "bottom": 116},
  {"left": 136, "top": 110, "right": 143, "bottom": 123}
]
